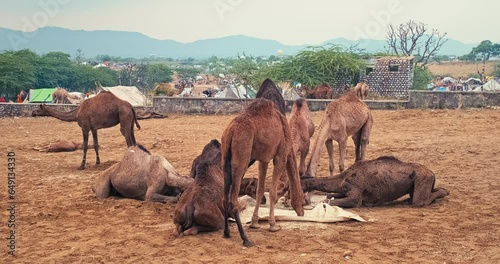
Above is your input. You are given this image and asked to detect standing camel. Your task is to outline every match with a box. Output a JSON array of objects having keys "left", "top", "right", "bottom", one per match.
[
  {"left": 32, "top": 91, "right": 140, "bottom": 170},
  {"left": 304, "top": 89, "right": 373, "bottom": 177},
  {"left": 222, "top": 98, "right": 304, "bottom": 247},
  {"left": 353, "top": 81, "right": 369, "bottom": 100},
  {"left": 289, "top": 98, "right": 315, "bottom": 176}
]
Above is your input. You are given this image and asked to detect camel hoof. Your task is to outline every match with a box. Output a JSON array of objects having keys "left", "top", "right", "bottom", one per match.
[
  {"left": 249, "top": 222, "right": 260, "bottom": 229},
  {"left": 77, "top": 165, "right": 85, "bottom": 170},
  {"left": 223, "top": 229, "right": 230, "bottom": 238},
  {"left": 269, "top": 225, "right": 282, "bottom": 232},
  {"left": 243, "top": 240, "right": 255, "bottom": 247}
]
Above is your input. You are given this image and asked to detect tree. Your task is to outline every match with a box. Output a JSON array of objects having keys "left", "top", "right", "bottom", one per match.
[
  {"left": 144, "top": 63, "right": 173, "bottom": 88},
  {"left": 468, "top": 40, "right": 500, "bottom": 62},
  {"left": 35, "top": 52, "right": 74, "bottom": 88},
  {"left": 386, "top": 20, "right": 447, "bottom": 66},
  {"left": 75, "top": 49, "right": 85, "bottom": 64},
  {"left": 0, "top": 50, "right": 37, "bottom": 99}
]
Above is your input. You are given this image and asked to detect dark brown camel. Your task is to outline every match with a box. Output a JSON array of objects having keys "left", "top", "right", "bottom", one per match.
[
  {"left": 222, "top": 98, "right": 304, "bottom": 247},
  {"left": 304, "top": 89, "right": 373, "bottom": 177},
  {"left": 92, "top": 145, "right": 193, "bottom": 202},
  {"left": 301, "top": 156, "right": 450, "bottom": 207},
  {"left": 256, "top": 78, "right": 286, "bottom": 115},
  {"left": 301, "top": 83, "right": 332, "bottom": 99},
  {"left": 32, "top": 91, "right": 140, "bottom": 170},
  {"left": 173, "top": 139, "right": 246, "bottom": 236}
]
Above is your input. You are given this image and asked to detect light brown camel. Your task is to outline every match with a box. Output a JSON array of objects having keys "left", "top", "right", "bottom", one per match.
[
  {"left": 33, "top": 140, "right": 93, "bottom": 152},
  {"left": 92, "top": 145, "right": 193, "bottom": 202},
  {"left": 173, "top": 139, "right": 246, "bottom": 236},
  {"left": 301, "top": 156, "right": 450, "bottom": 207},
  {"left": 289, "top": 98, "right": 315, "bottom": 176},
  {"left": 52, "top": 88, "right": 83, "bottom": 104},
  {"left": 32, "top": 91, "right": 140, "bottom": 170},
  {"left": 304, "top": 89, "right": 373, "bottom": 177},
  {"left": 222, "top": 98, "right": 304, "bottom": 247},
  {"left": 152, "top": 82, "right": 183, "bottom": 96},
  {"left": 353, "top": 81, "right": 369, "bottom": 100}
]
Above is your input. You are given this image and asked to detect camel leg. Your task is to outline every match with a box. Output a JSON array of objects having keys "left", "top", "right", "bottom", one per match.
[
  {"left": 304, "top": 127, "right": 329, "bottom": 177},
  {"left": 91, "top": 129, "right": 100, "bottom": 165},
  {"left": 325, "top": 139, "right": 335, "bottom": 176},
  {"left": 79, "top": 128, "right": 90, "bottom": 170},
  {"left": 298, "top": 147, "right": 307, "bottom": 177},
  {"left": 352, "top": 131, "right": 362, "bottom": 161},
  {"left": 329, "top": 189, "right": 362, "bottom": 208},
  {"left": 285, "top": 152, "right": 305, "bottom": 216},
  {"left": 412, "top": 174, "right": 450, "bottom": 207},
  {"left": 269, "top": 159, "right": 284, "bottom": 232},
  {"left": 250, "top": 162, "right": 268, "bottom": 229},
  {"left": 92, "top": 172, "right": 112, "bottom": 198},
  {"left": 120, "top": 120, "right": 135, "bottom": 147},
  {"left": 338, "top": 137, "right": 348, "bottom": 172},
  {"left": 358, "top": 115, "right": 373, "bottom": 161},
  {"left": 145, "top": 191, "right": 178, "bottom": 203}
]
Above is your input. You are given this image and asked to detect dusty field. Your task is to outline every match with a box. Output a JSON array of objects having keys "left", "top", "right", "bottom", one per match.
[
  {"left": 1, "top": 108, "right": 500, "bottom": 263},
  {"left": 427, "top": 61, "right": 496, "bottom": 78}
]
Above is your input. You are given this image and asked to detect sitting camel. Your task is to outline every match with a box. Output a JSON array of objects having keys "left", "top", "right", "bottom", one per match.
[
  {"left": 173, "top": 140, "right": 246, "bottom": 236},
  {"left": 33, "top": 140, "right": 93, "bottom": 152},
  {"left": 301, "top": 156, "right": 450, "bottom": 207},
  {"left": 92, "top": 145, "right": 193, "bottom": 202},
  {"left": 300, "top": 83, "right": 332, "bottom": 99},
  {"left": 222, "top": 98, "right": 304, "bottom": 247},
  {"left": 32, "top": 91, "right": 140, "bottom": 170},
  {"left": 353, "top": 81, "right": 369, "bottom": 100},
  {"left": 152, "top": 82, "right": 183, "bottom": 97},
  {"left": 52, "top": 88, "right": 84, "bottom": 104},
  {"left": 304, "top": 89, "right": 373, "bottom": 177}
]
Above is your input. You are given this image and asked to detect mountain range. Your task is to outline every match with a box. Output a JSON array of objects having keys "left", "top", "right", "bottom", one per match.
[{"left": 0, "top": 27, "right": 476, "bottom": 59}]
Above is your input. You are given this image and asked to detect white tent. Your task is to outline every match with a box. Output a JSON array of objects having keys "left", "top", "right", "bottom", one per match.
[
  {"left": 101, "top": 86, "right": 147, "bottom": 106},
  {"left": 474, "top": 80, "right": 500, "bottom": 91},
  {"left": 216, "top": 85, "right": 255, "bottom": 99}
]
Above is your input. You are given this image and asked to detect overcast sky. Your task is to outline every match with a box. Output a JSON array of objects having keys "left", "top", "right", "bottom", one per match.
[{"left": 0, "top": 0, "right": 497, "bottom": 45}]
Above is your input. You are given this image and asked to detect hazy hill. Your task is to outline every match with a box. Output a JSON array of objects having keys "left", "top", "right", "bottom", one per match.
[{"left": 0, "top": 27, "right": 476, "bottom": 59}]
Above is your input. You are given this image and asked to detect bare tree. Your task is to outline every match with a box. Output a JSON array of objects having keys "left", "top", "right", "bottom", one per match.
[{"left": 386, "top": 20, "right": 447, "bottom": 66}]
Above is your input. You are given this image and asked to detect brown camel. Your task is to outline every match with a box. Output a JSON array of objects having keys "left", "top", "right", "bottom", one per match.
[
  {"left": 222, "top": 98, "right": 304, "bottom": 247},
  {"left": 33, "top": 140, "right": 94, "bottom": 152},
  {"left": 52, "top": 88, "right": 83, "bottom": 104},
  {"left": 188, "top": 139, "right": 267, "bottom": 204},
  {"left": 92, "top": 145, "right": 193, "bottom": 202},
  {"left": 353, "top": 81, "right": 369, "bottom": 100},
  {"left": 173, "top": 139, "right": 246, "bottom": 236},
  {"left": 301, "top": 83, "right": 332, "bottom": 99},
  {"left": 256, "top": 78, "right": 286, "bottom": 115},
  {"left": 301, "top": 156, "right": 450, "bottom": 207},
  {"left": 32, "top": 91, "right": 140, "bottom": 170},
  {"left": 289, "top": 98, "right": 315, "bottom": 176},
  {"left": 304, "top": 89, "right": 373, "bottom": 177}
]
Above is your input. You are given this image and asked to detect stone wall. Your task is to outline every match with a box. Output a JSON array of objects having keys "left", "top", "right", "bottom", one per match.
[
  {"left": 365, "top": 57, "right": 414, "bottom": 99},
  {"left": 1, "top": 91, "right": 499, "bottom": 117}
]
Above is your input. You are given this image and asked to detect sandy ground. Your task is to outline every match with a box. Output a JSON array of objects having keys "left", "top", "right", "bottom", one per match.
[
  {"left": 1, "top": 108, "right": 500, "bottom": 263},
  {"left": 427, "top": 61, "right": 495, "bottom": 78}
]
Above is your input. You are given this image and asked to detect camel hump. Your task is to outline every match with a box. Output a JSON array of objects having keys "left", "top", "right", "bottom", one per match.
[
  {"left": 208, "top": 139, "right": 221, "bottom": 149},
  {"left": 294, "top": 98, "right": 305, "bottom": 108},
  {"left": 375, "top": 155, "right": 400, "bottom": 162},
  {"left": 136, "top": 144, "right": 151, "bottom": 155}
]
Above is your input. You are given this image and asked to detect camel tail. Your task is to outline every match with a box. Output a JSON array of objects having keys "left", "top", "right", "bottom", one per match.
[
  {"left": 294, "top": 98, "right": 305, "bottom": 109},
  {"left": 132, "top": 108, "right": 141, "bottom": 130}
]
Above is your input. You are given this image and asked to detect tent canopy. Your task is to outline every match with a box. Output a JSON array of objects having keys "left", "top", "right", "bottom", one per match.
[
  {"left": 101, "top": 86, "right": 146, "bottom": 106},
  {"left": 27, "top": 88, "right": 56, "bottom": 103}
]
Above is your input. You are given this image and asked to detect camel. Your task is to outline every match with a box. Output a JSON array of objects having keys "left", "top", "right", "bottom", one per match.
[
  {"left": 304, "top": 89, "right": 373, "bottom": 177},
  {"left": 19, "top": 90, "right": 28, "bottom": 102},
  {"left": 92, "top": 145, "right": 193, "bottom": 202},
  {"left": 289, "top": 98, "right": 315, "bottom": 176},
  {"left": 134, "top": 109, "right": 167, "bottom": 120},
  {"left": 33, "top": 140, "right": 93, "bottom": 152},
  {"left": 256, "top": 78, "right": 286, "bottom": 115},
  {"left": 221, "top": 98, "right": 304, "bottom": 247},
  {"left": 32, "top": 91, "right": 140, "bottom": 170},
  {"left": 173, "top": 140, "right": 246, "bottom": 236},
  {"left": 353, "top": 81, "right": 369, "bottom": 100},
  {"left": 152, "top": 82, "right": 184, "bottom": 97},
  {"left": 52, "top": 88, "right": 84, "bottom": 104},
  {"left": 300, "top": 83, "right": 332, "bottom": 99},
  {"left": 301, "top": 156, "right": 450, "bottom": 207},
  {"left": 188, "top": 139, "right": 267, "bottom": 204}
]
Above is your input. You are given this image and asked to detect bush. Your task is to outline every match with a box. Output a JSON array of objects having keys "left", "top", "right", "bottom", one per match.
[{"left": 412, "top": 66, "right": 433, "bottom": 90}]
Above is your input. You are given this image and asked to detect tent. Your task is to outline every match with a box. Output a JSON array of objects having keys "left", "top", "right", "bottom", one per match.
[
  {"left": 216, "top": 84, "right": 256, "bottom": 99},
  {"left": 473, "top": 80, "right": 500, "bottom": 91},
  {"left": 26, "top": 88, "right": 56, "bottom": 103},
  {"left": 100, "top": 86, "right": 147, "bottom": 106}
]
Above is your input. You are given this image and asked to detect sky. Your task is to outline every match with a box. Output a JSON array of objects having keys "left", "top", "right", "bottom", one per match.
[{"left": 0, "top": 0, "right": 498, "bottom": 45}]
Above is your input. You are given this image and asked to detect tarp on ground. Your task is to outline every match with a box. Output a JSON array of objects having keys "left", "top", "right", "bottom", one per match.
[
  {"left": 101, "top": 86, "right": 146, "bottom": 106},
  {"left": 27, "top": 88, "right": 56, "bottom": 103}
]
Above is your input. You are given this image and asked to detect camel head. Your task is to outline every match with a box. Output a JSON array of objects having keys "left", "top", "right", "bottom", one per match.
[{"left": 32, "top": 104, "right": 49, "bottom": 117}]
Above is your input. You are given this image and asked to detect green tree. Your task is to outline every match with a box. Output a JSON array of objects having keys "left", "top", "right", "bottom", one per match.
[
  {"left": 36, "top": 52, "right": 74, "bottom": 88},
  {"left": 75, "top": 48, "right": 85, "bottom": 64},
  {"left": 230, "top": 55, "right": 259, "bottom": 85},
  {"left": 468, "top": 40, "right": 500, "bottom": 62},
  {"left": 71, "top": 64, "right": 118, "bottom": 92},
  {"left": 144, "top": 63, "right": 173, "bottom": 88},
  {"left": 412, "top": 66, "right": 433, "bottom": 90},
  {"left": 0, "top": 50, "right": 37, "bottom": 99}
]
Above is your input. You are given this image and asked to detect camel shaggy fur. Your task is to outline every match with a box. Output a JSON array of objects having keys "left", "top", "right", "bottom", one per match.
[
  {"left": 92, "top": 145, "right": 193, "bottom": 202},
  {"left": 222, "top": 98, "right": 304, "bottom": 247},
  {"left": 32, "top": 91, "right": 140, "bottom": 170},
  {"left": 173, "top": 140, "right": 246, "bottom": 236},
  {"left": 301, "top": 156, "right": 450, "bottom": 207},
  {"left": 304, "top": 89, "right": 373, "bottom": 177}
]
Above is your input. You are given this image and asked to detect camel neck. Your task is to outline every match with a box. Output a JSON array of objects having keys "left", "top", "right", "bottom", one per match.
[{"left": 43, "top": 106, "right": 78, "bottom": 122}]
